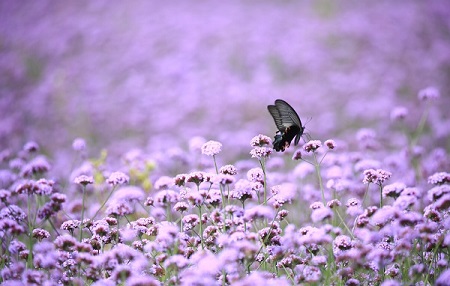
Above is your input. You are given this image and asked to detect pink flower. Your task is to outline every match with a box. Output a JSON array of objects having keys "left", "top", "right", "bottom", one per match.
[
  {"left": 303, "top": 140, "right": 322, "bottom": 153},
  {"left": 250, "top": 134, "right": 272, "bottom": 147},
  {"left": 201, "top": 140, "right": 222, "bottom": 156}
]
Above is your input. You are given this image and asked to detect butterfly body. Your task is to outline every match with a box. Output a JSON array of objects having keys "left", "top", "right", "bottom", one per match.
[{"left": 267, "top": 99, "right": 304, "bottom": 152}]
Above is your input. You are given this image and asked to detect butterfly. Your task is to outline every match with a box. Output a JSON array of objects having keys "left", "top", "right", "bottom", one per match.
[{"left": 267, "top": 99, "right": 305, "bottom": 152}]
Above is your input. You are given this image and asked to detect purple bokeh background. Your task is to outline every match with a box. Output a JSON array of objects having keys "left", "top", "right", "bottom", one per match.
[{"left": 1, "top": 1, "right": 449, "bottom": 158}]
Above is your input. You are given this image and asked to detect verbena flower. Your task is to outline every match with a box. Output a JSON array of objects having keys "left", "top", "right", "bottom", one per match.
[
  {"left": 32, "top": 228, "right": 50, "bottom": 240},
  {"left": 428, "top": 172, "right": 450, "bottom": 185},
  {"left": 72, "top": 138, "right": 86, "bottom": 151},
  {"left": 383, "top": 182, "right": 406, "bottom": 198},
  {"left": 23, "top": 141, "right": 39, "bottom": 153},
  {"left": 201, "top": 140, "right": 222, "bottom": 156},
  {"left": 74, "top": 175, "right": 94, "bottom": 186},
  {"left": 346, "top": 198, "right": 363, "bottom": 216},
  {"left": 390, "top": 107, "right": 408, "bottom": 121},
  {"left": 324, "top": 139, "right": 336, "bottom": 150},
  {"left": 418, "top": 86, "right": 440, "bottom": 101},
  {"left": 106, "top": 171, "right": 130, "bottom": 186},
  {"left": 20, "top": 156, "right": 51, "bottom": 177},
  {"left": 303, "top": 140, "right": 322, "bottom": 153},
  {"left": 219, "top": 164, "right": 237, "bottom": 175},
  {"left": 363, "top": 169, "right": 392, "bottom": 185},
  {"left": 243, "top": 205, "right": 274, "bottom": 222},
  {"left": 292, "top": 149, "right": 302, "bottom": 160},
  {"left": 247, "top": 168, "right": 264, "bottom": 183},
  {"left": 250, "top": 146, "right": 272, "bottom": 159},
  {"left": 250, "top": 134, "right": 272, "bottom": 147}
]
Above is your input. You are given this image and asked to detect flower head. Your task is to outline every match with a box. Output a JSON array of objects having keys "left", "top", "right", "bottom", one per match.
[
  {"left": 324, "top": 139, "right": 336, "bottom": 150},
  {"left": 418, "top": 86, "right": 440, "bottom": 101},
  {"left": 106, "top": 172, "right": 130, "bottom": 186},
  {"left": 219, "top": 164, "right": 237, "bottom": 175},
  {"left": 250, "top": 134, "right": 272, "bottom": 147},
  {"left": 201, "top": 140, "right": 222, "bottom": 156},
  {"left": 390, "top": 107, "right": 408, "bottom": 122},
  {"left": 250, "top": 146, "right": 272, "bottom": 159},
  {"left": 292, "top": 149, "right": 302, "bottom": 160},
  {"left": 72, "top": 138, "right": 86, "bottom": 152},
  {"left": 363, "top": 169, "right": 392, "bottom": 185},
  {"left": 428, "top": 172, "right": 450, "bottom": 185},
  {"left": 74, "top": 175, "right": 94, "bottom": 186},
  {"left": 303, "top": 140, "right": 322, "bottom": 153}
]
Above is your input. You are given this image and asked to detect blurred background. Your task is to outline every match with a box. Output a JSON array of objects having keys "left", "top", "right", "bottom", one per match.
[{"left": 1, "top": 0, "right": 449, "bottom": 162}]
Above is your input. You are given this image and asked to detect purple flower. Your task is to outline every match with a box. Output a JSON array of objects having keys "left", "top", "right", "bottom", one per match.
[
  {"left": 186, "top": 171, "right": 208, "bottom": 186},
  {"left": 61, "top": 220, "right": 81, "bottom": 232},
  {"left": 106, "top": 171, "right": 130, "bottom": 186},
  {"left": 363, "top": 168, "right": 392, "bottom": 185},
  {"left": 174, "top": 173, "right": 187, "bottom": 186},
  {"left": 428, "top": 172, "right": 450, "bottom": 185},
  {"left": 32, "top": 228, "right": 50, "bottom": 240},
  {"left": 154, "top": 190, "right": 180, "bottom": 207},
  {"left": 311, "top": 207, "right": 333, "bottom": 223},
  {"left": 54, "top": 234, "right": 78, "bottom": 251},
  {"left": 247, "top": 167, "right": 264, "bottom": 183},
  {"left": 74, "top": 175, "right": 94, "bottom": 186},
  {"left": 0, "top": 189, "right": 11, "bottom": 203},
  {"left": 215, "top": 174, "right": 236, "bottom": 185},
  {"left": 324, "top": 139, "right": 336, "bottom": 150},
  {"left": 427, "top": 185, "right": 450, "bottom": 201},
  {"left": 231, "top": 179, "right": 254, "bottom": 202},
  {"left": 434, "top": 194, "right": 450, "bottom": 211},
  {"left": 250, "top": 134, "right": 272, "bottom": 147},
  {"left": 244, "top": 205, "right": 274, "bottom": 222},
  {"left": 270, "top": 183, "right": 296, "bottom": 208},
  {"left": 106, "top": 201, "right": 134, "bottom": 216},
  {"left": 346, "top": 198, "right": 363, "bottom": 216},
  {"left": 250, "top": 146, "right": 272, "bottom": 159},
  {"left": 173, "top": 201, "right": 189, "bottom": 213},
  {"left": 110, "top": 187, "right": 138, "bottom": 204},
  {"left": 23, "top": 141, "right": 39, "bottom": 153},
  {"left": 381, "top": 280, "right": 401, "bottom": 286},
  {"left": 33, "top": 242, "right": 57, "bottom": 269},
  {"left": 201, "top": 140, "right": 222, "bottom": 156},
  {"left": 72, "top": 138, "right": 86, "bottom": 151},
  {"left": 371, "top": 206, "right": 397, "bottom": 227},
  {"left": 292, "top": 149, "right": 302, "bottom": 160},
  {"left": 390, "top": 106, "right": 408, "bottom": 121},
  {"left": 182, "top": 214, "right": 199, "bottom": 231},
  {"left": 219, "top": 164, "right": 237, "bottom": 175},
  {"left": 303, "top": 140, "right": 322, "bottom": 153},
  {"left": 383, "top": 182, "right": 406, "bottom": 198},
  {"left": 20, "top": 156, "right": 51, "bottom": 177},
  {"left": 436, "top": 268, "right": 450, "bottom": 286},
  {"left": 418, "top": 86, "right": 440, "bottom": 101}
]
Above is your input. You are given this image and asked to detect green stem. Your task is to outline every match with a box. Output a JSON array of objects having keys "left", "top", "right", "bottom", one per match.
[
  {"left": 79, "top": 185, "right": 87, "bottom": 242},
  {"left": 91, "top": 186, "right": 117, "bottom": 221},
  {"left": 313, "top": 152, "right": 325, "bottom": 203},
  {"left": 198, "top": 206, "right": 204, "bottom": 249},
  {"left": 259, "top": 158, "right": 268, "bottom": 205},
  {"left": 379, "top": 184, "right": 383, "bottom": 208},
  {"left": 27, "top": 194, "right": 33, "bottom": 269}
]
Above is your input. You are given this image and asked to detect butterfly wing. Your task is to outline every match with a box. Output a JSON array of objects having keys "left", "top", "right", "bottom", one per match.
[
  {"left": 275, "top": 99, "right": 304, "bottom": 146},
  {"left": 267, "top": 105, "right": 286, "bottom": 132},
  {"left": 268, "top": 99, "right": 305, "bottom": 151},
  {"left": 274, "top": 99, "right": 302, "bottom": 129}
]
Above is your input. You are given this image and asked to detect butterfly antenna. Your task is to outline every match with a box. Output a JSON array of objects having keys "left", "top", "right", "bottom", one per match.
[
  {"left": 305, "top": 116, "right": 313, "bottom": 126},
  {"left": 303, "top": 132, "right": 312, "bottom": 142}
]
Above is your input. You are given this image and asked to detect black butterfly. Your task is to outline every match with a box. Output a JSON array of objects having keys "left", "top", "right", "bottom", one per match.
[{"left": 267, "top": 99, "right": 305, "bottom": 152}]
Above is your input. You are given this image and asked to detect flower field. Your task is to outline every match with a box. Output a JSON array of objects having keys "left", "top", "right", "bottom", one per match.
[{"left": 1, "top": 1, "right": 450, "bottom": 285}]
